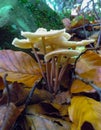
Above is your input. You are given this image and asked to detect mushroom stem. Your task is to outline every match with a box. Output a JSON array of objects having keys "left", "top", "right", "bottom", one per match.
[
  {"left": 50, "top": 57, "right": 55, "bottom": 90},
  {"left": 46, "top": 62, "right": 51, "bottom": 92},
  {"left": 32, "top": 48, "right": 46, "bottom": 81},
  {"left": 56, "top": 59, "right": 70, "bottom": 91},
  {"left": 54, "top": 60, "right": 59, "bottom": 93},
  {"left": 42, "top": 37, "right": 46, "bottom": 54}
]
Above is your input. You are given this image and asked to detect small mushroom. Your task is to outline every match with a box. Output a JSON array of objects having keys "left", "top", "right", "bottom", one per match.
[
  {"left": 34, "top": 36, "right": 95, "bottom": 54},
  {"left": 34, "top": 32, "right": 71, "bottom": 54},
  {"left": 21, "top": 28, "right": 65, "bottom": 38},
  {"left": 44, "top": 49, "right": 80, "bottom": 62},
  {"left": 12, "top": 28, "right": 67, "bottom": 53},
  {"left": 12, "top": 38, "right": 33, "bottom": 49},
  {"left": 43, "top": 38, "right": 95, "bottom": 48}
]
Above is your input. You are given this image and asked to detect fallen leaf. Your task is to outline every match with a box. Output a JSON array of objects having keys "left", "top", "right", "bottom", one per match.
[
  {"left": 0, "top": 82, "right": 29, "bottom": 105},
  {"left": 0, "top": 82, "right": 53, "bottom": 105},
  {"left": 68, "top": 96, "right": 101, "bottom": 130},
  {"left": 26, "top": 114, "right": 71, "bottom": 130},
  {"left": 52, "top": 103, "right": 69, "bottom": 118},
  {"left": 0, "top": 103, "right": 24, "bottom": 130},
  {"left": 53, "top": 91, "right": 71, "bottom": 104},
  {"left": 0, "top": 77, "right": 4, "bottom": 90},
  {"left": 71, "top": 68, "right": 101, "bottom": 93},
  {"left": 71, "top": 15, "right": 89, "bottom": 28},
  {"left": 76, "top": 50, "right": 101, "bottom": 74},
  {"left": 0, "top": 50, "right": 42, "bottom": 87},
  {"left": 71, "top": 50, "right": 101, "bottom": 93}
]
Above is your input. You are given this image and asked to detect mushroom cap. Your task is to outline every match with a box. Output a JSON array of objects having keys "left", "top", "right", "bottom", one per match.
[
  {"left": 12, "top": 38, "right": 33, "bottom": 49},
  {"left": 21, "top": 28, "right": 65, "bottom": 38},
  {"left": 44, "top": 49, "right": 80, "bottom": 62},
  {"left": 34, "top": 38, "right": 95, "bottom": 54},
  {"left": 45, "top": 33, "right": 71, "bottom": 45},
  {"left": 34, "top": 32, "right": 71, "bottom": 54},
  {"left": 63, "top": 39, "right": 95, "bottom": 47}
]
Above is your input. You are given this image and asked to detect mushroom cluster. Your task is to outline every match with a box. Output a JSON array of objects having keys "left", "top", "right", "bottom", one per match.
[{"left": 12, "top": 28, "right": 95, "bottom": 93}]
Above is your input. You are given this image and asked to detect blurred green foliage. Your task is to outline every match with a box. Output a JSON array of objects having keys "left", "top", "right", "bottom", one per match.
[{"left": 19, "top": 0, "right": 63, "bottom": 30}]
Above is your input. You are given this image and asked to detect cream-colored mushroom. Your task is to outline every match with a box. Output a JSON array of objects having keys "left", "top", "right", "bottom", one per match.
[
  {"left": 34, "top": 32, "right": 71, "bottom": 53},
  {"left": 63, "top": 39, "right": 95, "bottom": 47},
  {"left": 34, "top": 37, "right": 94, "bottom": 54},
  {"left": 12, "top": 38, "right": 33, "bottom": 49},
  {"left": 21, "top": 28, "right": 65, "bottom": 39},
  {"left": 44, "top": 49, "right": 80, "bottom": 62},
  {"left": 12, "top": 28, "right": 67, "bottom": 51},
  {"left": 45, "top": 38, "right": 95, "bottom": 48}
]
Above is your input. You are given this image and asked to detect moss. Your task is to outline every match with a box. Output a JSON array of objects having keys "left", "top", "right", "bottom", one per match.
[
  {"left": 1, "top": 0, "right": 63, "bottom": 51},
  {"left": 20, "top": 0, "right": 63, "bottom": 30}
]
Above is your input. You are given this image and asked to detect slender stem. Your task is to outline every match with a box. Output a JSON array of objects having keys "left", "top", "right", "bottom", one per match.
[
  {"left": 50, "top": 57, "right": 55, "bottom": 90},
  {"left": 56, "top": 58, "right": 70, "bottom": 92},
  {"left": 54, "top": 61, "right": 59, "bottom": 93},
  {"left": 46, "top": 61, "right": 51, "bottom": 91},
  {"left": 42, "top": 37, "right": 46, "bottom": 54},
  {"left": 32, "top": 48, "right": 46, "bottom": 81}
]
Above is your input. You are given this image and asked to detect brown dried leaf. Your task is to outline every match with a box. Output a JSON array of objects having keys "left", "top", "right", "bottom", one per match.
[
  {"left": 0, "top": 103, "right": 24, "bottom": 130},
  {"left": 26, "top": 114, "right": 71, "bottom": 130},
  {"left": 53, "top": 91, "right": 71, "bottom": 104},
  {"left": 71, "top": 51, "right": 101, "bottom": 93},
  {"left": 0, "top": 82, "right": 29, "bottom": 105},
  {"left": 76, "top": 50, "right": 101, "bottom": 74},
  {"left": 0, "top": 50, "right": 42, "bottom": 87},
  {"left": 26, "top": 104, "right": 71, "bottom": 130},
  {"left": 71, "top": 68, "right": 101, "bottom": 93},
  {"left": 0, "top": 77, "right": 4, "bottom": 90},
  {"left": 0, "top": 82, "right": 53, "bottom": 105}
]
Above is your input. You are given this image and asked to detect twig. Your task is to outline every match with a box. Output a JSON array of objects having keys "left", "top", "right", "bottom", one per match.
[
  {"left": 25, "top": 81, "right": 38, "bottom": 107},
  {"left": 68, "top": 23, "right": 100, "bottom": 33},
  {"left": 92, "top": 0, "right": 100, "bottom": 20},
  {"left": 75, "top": 75, "right": 101, "bottom": 101},
  {"left": 2, "top": 73, "right": 10, "bottom": 106},
  {"left": 96, "top": 30, "right": 101, "bottom": 47}
]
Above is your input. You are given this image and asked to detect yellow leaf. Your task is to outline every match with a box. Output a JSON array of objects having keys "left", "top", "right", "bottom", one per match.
[
  {"left": 71, "top": 15, "right": 89, "bottom": 28},
  {"left": 76, "top": 51, "right": 101, "bottom": 74},
  {"left": 0, "top": 50, "right": 42, "bottom": 87},
  {"left": 71, "top": 50, "right": 101, "bottom": 93},
  {"left": 71, "top": 68, "right": 101, "bottom": 93},
  {"left": 68, "top": 96, "right": 101, "bottom": 130}
]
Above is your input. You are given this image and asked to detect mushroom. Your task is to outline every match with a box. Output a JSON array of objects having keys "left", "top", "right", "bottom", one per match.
[
  {"left": 21, "top": 28, "right": 65, "bottom": 38},
  {"left": 12, "top": 28, "right": 67, "bottom": 53},
  {"left": 12, "top": 38, "right": 33, "bottom": 49},
  {"left": 44, "top": 49, "right": 80, "bottom": 62},
  {"left": 11, "top": 27, "right": 95, "bottom": 93},
  {"left": 34, "top": 34, "right": 94, "bottom": 54}
]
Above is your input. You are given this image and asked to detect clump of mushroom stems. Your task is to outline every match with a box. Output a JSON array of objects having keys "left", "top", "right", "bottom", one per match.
[
  {"left": 12, "top": 28, "right": 95, "bottom": 94},
  {"left": 33, "top": 48, "right": 70, "bottom": 94}
]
